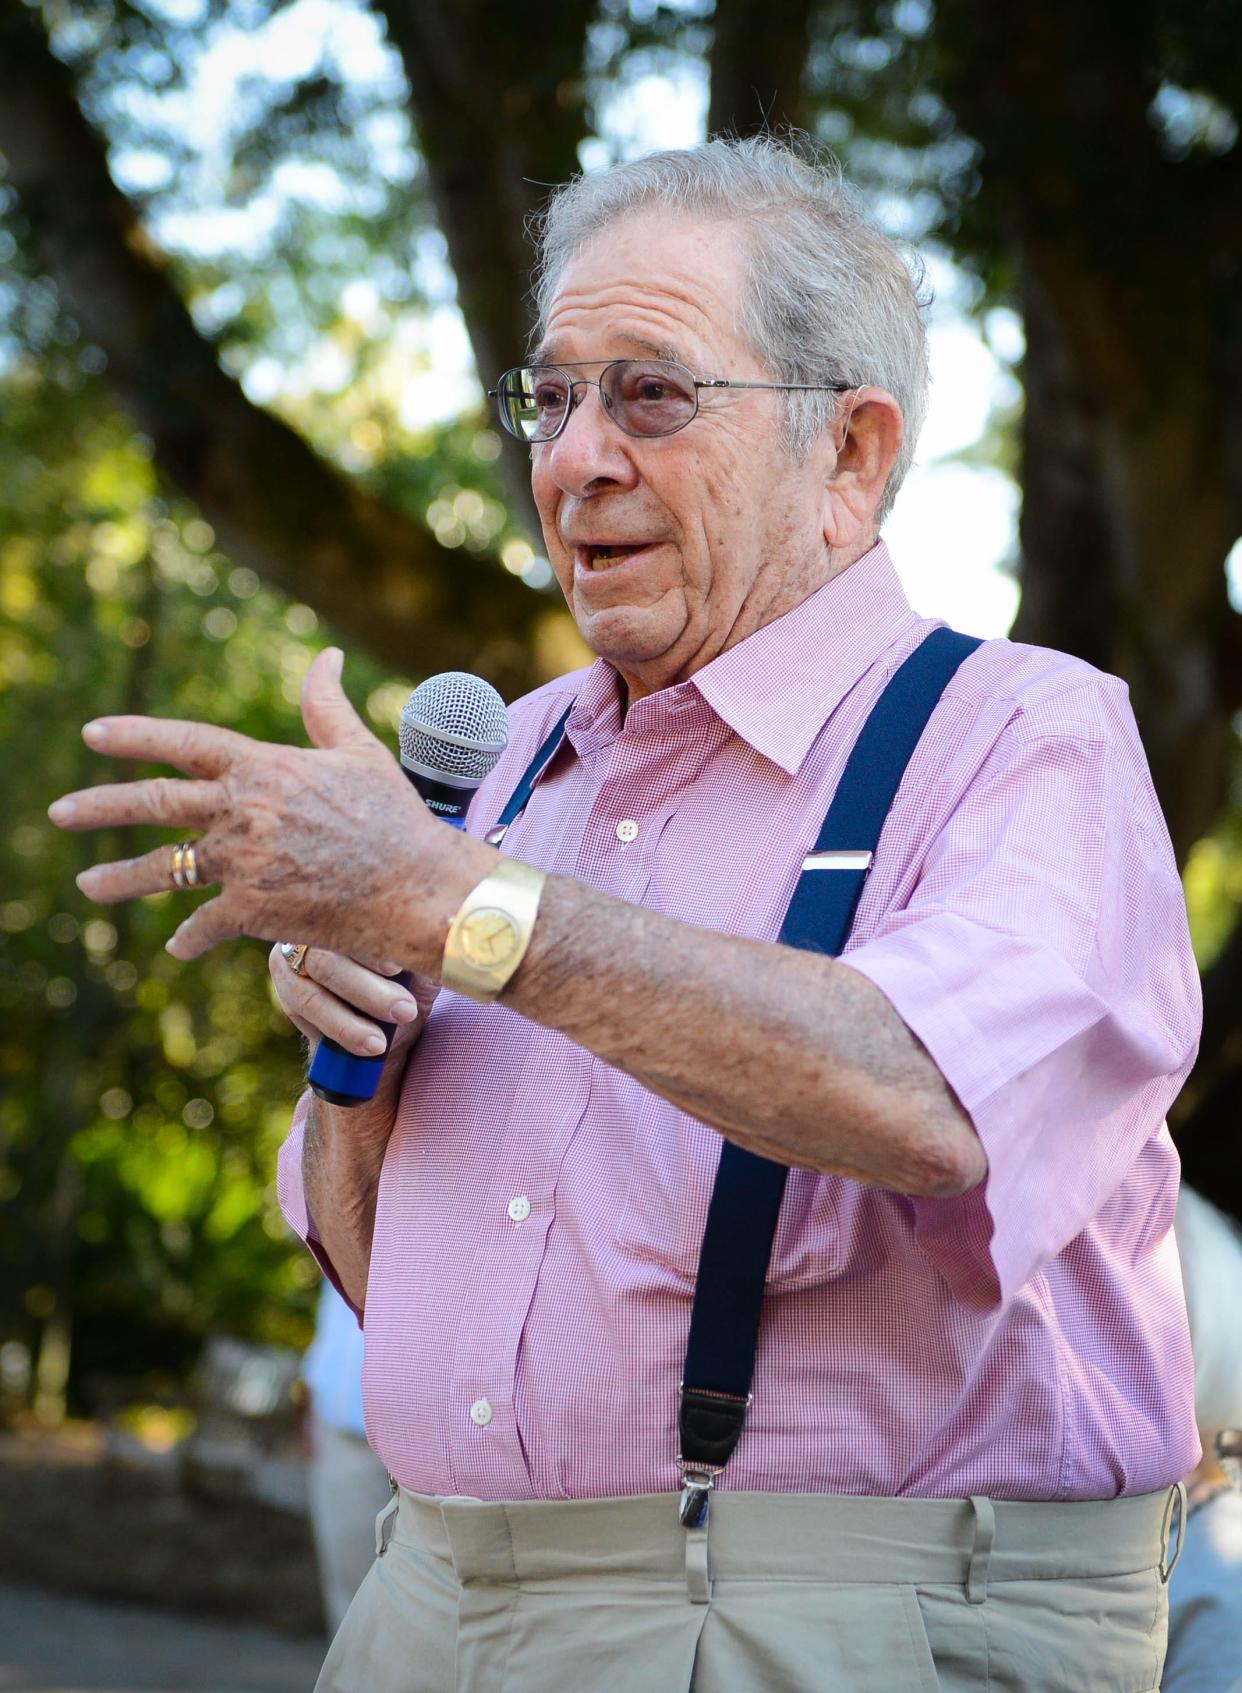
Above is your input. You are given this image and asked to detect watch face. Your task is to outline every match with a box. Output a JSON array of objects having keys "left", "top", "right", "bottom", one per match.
[{"left": 459, "top": 906, "right": 521, "bottom": 969}]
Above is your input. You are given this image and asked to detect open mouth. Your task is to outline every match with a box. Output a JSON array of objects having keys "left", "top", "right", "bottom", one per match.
[{"left": 576, "top": 542, "right": 652, "bottom": 571}]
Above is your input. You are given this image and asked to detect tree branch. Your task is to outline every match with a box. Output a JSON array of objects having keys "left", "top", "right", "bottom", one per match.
[{"left": 0, "top": 2, "right": 548, "bottom": 694}]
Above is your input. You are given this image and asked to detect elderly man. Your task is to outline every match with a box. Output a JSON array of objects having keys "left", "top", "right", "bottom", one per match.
[{"left": 53, "top": 138, "right": 1200, "bottom": 1691}]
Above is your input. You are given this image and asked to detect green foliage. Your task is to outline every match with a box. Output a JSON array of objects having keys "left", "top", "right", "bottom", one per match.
[
  {"left": 0, "top": 0, "right": 542, "bottom": 1416},
  {"left": 0, "top": 200, "right": 521, "bottom": 1410},
  {"left": 0, "top": 357, "right": 415, "bottom": 1407},
  {"left": 1184, "top": 802, "right": 1242, "bottom": 972}
]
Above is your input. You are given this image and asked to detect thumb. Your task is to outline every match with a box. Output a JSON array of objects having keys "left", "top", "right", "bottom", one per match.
[{"left": 301, "top": 648, "right": 380, "bottom": 753}]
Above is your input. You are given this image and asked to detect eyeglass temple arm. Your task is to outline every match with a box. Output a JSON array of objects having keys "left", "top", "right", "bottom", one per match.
[
  {"left": 487, "top": 375, "right": 854, "bottom": 396},
  {"left": 696, "top": 379, "right": 854, "bottom": 393}
]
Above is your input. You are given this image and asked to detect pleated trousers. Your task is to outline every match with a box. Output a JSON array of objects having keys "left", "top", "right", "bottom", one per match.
[{"left": 314, "top": 1483, "right": 1184, "bottom": 1693}]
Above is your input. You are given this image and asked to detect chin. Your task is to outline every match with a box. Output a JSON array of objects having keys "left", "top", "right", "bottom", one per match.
[{"left": 579, "top": 605, "right": 683, "bottom": 673}]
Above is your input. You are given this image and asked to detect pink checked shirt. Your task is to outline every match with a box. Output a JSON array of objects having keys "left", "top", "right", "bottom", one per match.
[{"left": 278, "top": 541, "right": 1201, "bottom": 1502}]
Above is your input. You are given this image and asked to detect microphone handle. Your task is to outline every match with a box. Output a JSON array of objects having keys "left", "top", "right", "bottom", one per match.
[{"left": 307, "top": 769, "right": 472, "bottom": 1107}]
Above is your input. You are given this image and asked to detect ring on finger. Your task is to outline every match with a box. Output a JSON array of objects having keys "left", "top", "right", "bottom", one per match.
[
  {"left": 280, "top": 941, "right": 310, "bottom": 977},
  {"left": 170, "top": 841, "right": 200, "bottom": 889}
]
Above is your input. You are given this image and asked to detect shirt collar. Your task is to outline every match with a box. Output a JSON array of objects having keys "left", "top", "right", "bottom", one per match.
[
  {"left": 564, "top": 540, "right": 921, "bottom": 776},
  {"left": 564, "top": 655, "right": 628, "bottom": 762},
  {"left": 691, "top": 541, "right": 921, "bottom": 774}
]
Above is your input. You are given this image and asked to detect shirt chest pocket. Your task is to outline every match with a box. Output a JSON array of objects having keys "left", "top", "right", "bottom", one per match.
[{"left": 612, "top": 1094, "right": 865, "bottom": 1292}]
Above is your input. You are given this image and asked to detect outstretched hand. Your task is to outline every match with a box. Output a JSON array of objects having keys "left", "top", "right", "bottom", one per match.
[{"left": 48, "top": 648, "right": 491, "bottom": 969}]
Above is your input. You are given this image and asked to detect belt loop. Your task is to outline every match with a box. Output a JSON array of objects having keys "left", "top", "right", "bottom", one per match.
[
  {"left": 375, "top": 1481, "right": 399, "bottom": 1557},
  {"left": 1159, "top": 1481, "right": 1187, "bottom": 1584},
  {"left": 683, "top": 1501, "right": 712, "bottom": 1606},
  {"left": 967, "top": 1495, "right": 995, "bottom": 1605}
]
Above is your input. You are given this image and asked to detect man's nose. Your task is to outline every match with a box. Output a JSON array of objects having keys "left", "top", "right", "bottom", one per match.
[{"left": 541, "top": 383, "right": 639, "bottom": 496}]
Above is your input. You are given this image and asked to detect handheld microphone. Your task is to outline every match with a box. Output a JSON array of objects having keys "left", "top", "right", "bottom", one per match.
[{"left": 307, "top": 671, "right": 509, "bottom": 1107}]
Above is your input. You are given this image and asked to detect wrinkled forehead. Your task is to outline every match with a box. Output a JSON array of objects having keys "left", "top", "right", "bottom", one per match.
[{"left": 533, "top": 211, "right": 756, "bottom": 368}]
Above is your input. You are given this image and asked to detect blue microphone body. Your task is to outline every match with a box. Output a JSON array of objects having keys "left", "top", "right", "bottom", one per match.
[{"left": 307, "top": 673, "right": 508, "bottom": 1108}]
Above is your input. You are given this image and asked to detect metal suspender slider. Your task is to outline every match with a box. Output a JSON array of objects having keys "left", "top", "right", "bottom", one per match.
[{"left": 484, "top": 703, "right": 573, "bottom": 848}]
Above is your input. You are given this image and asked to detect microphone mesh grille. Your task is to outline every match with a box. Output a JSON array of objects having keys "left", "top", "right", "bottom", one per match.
[{"left": 399, "top": 671, "right": 509, "bottom": 780}]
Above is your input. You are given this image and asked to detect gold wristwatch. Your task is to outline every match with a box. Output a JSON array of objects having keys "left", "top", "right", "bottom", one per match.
[{"left": 441, "top": 858, "right": 546, "bottom": 1001}]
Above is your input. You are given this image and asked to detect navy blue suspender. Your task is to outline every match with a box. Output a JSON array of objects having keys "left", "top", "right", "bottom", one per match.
[
  {"left": 489, "top": 627, "right": 982, "bottom": 1523},
  {"left": 677, "top": 625, "right": 981, "bottom": 1524},
  {"left": 485, "top": 703, "right": 574, "bottom": 847}
]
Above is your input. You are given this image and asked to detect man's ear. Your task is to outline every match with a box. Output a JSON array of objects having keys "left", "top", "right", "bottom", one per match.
[{"left": 820, "top": 388, "right": 905, "bottom": 549}]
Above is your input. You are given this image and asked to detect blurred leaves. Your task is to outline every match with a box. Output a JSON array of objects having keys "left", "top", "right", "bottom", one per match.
[
  {"left": 41, "top": 0, "right": 432, "bottom": 362},
  {"left": 0, "top": 357, "right": 395, "bottom": 1398},
  {"left": 1185, "top": 799, "right": 1242, "bottom": 973}
]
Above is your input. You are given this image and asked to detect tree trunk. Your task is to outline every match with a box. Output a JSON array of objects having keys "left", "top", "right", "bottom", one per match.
[
  {"left": 0, "top": 3, "right": 551, "bottom": 696},
  {"left": 708, "top": 0, "right": 816, "bottom": 138},
  {"left": 932, "top": 0, "right": 1242, "bottom": 1202},
  {"left": 1011, "top": 260, "right": 1240, "bottom": 864},
  {"left": 374, "top": 0, "right": 598, "bottom": 536},
  {"left": 934, "top": 0, "right": 1242, "bottom": 861}
]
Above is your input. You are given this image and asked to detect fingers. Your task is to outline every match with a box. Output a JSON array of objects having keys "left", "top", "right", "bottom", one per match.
[
  {"left": 76, "top": 839, "right": 217, "bottom": 904},
  {"left": 78, "top": 715, "right": 248, "bottom": 777},
  {"left": 268, "top": 944, "right": 421, "bottom": 1056},
  {"left": 266, "top": 948, "right": 321, "bottom": 1042},
  {"left": 166, "top": 895, "right": 244, "bottom": 961},
  {"left": 302, "top": 950, "right": 420, "bottom": 1024},
  {"left": 49, "top": 777, "right": 224, "bottom": 832},
  {"left": 300, "top": 648, "right": 383, "bottom": 755}
]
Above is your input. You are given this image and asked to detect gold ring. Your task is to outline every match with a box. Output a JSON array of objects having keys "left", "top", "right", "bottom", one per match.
[
  {"left": 280, "top": 942, "right": 310, "bottom": 977},
  {"left": 170, "top": 841, "right": 200, "bottom": 889}
]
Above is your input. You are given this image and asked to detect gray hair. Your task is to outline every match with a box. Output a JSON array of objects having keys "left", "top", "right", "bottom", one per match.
[{"left": 530, "top": 135, "right": 931, "bottom": 524}]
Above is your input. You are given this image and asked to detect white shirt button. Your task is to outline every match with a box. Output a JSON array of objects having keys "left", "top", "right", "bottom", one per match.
[
  {"left": 616, "top": 819, "right": 639, "bottom": 843},
  {"left": 469, "top": 1397, "right": 493, "bottom": 1427},
  {"left": 507, "top": 1195, "right": 531, "bottom": 1222}
]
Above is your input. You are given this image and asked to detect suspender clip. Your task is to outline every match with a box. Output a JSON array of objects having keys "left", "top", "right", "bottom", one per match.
[
  {"left": 677, "top": 1381, "right": 750, "bottom": 1529},
  {"left": 678, "top": 1464, "right": 721, "bottom": 1529}
]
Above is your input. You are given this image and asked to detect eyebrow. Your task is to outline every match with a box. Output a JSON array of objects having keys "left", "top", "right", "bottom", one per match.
[{"left": 528, "top": 333, "right": 684, "bottom": 366}]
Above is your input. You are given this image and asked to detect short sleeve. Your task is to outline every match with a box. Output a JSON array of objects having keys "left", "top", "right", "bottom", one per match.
[
  {"left": 841, "top": 682, "right": 1201, "bottom": 1310},
  {"left": 276, "top": 1090, "right": 364, "bottom": 1323}
]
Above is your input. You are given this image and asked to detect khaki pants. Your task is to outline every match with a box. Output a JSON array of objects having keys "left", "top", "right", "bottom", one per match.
[{"left": 315, "top": 1484, "right": 1184, "bottom": 1692}]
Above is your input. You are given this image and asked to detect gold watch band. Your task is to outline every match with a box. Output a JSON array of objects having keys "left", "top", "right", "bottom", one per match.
[{"left": 441, "top": 857, "right": 546, "bottom": 1001}]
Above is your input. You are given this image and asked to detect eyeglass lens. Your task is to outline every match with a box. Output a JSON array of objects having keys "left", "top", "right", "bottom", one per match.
[{"left": 498, "top": 361, "right": 698, "bottom": 441}]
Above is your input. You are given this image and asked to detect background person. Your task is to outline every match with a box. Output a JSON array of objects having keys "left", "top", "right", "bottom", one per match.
[
  {"left": 301, "top": 1279, "right": 393, "bottom": 1635},
  {"left": 52, "top": 137, "right": 1202, "bottom": 1692},
  {"left": 1163, "top": 1184, "right": 1242, "bottom": 1693}
]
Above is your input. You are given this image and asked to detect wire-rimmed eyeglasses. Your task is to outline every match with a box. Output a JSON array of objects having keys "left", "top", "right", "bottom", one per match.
[{"left": 488, "top": 359, "right": 855, "bottom": 444}]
